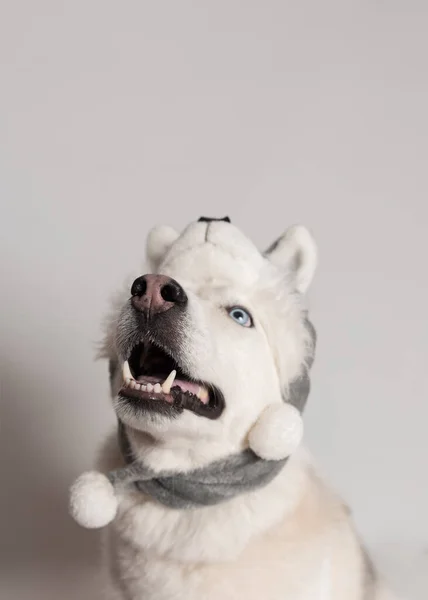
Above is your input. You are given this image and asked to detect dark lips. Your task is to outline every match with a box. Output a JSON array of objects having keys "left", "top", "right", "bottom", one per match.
[
  {"left": 118, "top": 341, "right": 225, "bottom": 420},
  {"left": 118, "top": 383, "right": 225, "bottom": 419}
]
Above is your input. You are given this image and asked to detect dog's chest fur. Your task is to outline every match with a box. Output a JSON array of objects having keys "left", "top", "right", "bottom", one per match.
[{"left": 102, "top": 446, "right": 365, "bottom": 600}]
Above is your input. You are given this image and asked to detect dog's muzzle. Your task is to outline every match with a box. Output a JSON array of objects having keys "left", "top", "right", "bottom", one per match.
[{"left": 114, "top": 274, "right": 225, "bottom": 420}]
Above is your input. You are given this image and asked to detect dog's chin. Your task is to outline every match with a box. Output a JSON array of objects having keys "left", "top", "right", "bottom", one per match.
[{"left": 116, "top": 339, "right": 225, "bottom": 422}]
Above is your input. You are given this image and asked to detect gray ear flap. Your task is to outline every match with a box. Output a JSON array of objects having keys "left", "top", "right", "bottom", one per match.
[
  {"left": 146, "top": 225, "right": 180, "bottom": 271},
  {"left": 265, "top": 225, "right": 318, "bottom": 293}
]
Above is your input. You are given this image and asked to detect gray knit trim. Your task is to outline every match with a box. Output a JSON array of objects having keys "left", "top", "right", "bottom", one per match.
[{"left": 107, "top": 422, "right": 287, "bottom": 509}]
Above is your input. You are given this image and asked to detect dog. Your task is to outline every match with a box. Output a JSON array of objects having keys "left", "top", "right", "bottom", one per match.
[{"left": 90, "top": 217, "right": 397, "bottom": 599}]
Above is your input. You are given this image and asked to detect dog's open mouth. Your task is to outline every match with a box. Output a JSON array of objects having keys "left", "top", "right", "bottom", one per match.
[{"left": 119, "top": 341, "right": 224, "bottom": 419}]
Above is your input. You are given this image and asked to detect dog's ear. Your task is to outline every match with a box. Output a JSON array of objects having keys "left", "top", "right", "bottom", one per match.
[
  {"left": 265, "top": 225, "right": 317, "bottom": 293},
  {"left": 146, "top": 225, "right": 180, "bottom": 271}
]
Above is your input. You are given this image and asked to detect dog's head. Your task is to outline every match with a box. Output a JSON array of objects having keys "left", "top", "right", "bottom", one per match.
[{"left": 104, "top": 218, "right": 317, "bottom": 459}]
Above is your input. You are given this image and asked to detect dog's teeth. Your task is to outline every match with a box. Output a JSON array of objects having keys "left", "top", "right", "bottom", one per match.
[
  {"left": 140, "top": 384, "right": 147, "bottom": 391},
  {"left": 135, "top": 383, "right": 142, "bottom": 390},
  {"left": 161, "top": 370, "right": 176, "bottom": 394},
  {"left": 122, "top": 360, "right": 134, "bottom": 382},
  {"left": 154, "top": 383, "right": 162, "bottom": 393},
  {"left": 197, "top": 386, "right": 209, "bottom": 403},
  {"left": 146, "top": 383, "right": 153, "bottom": 392},
  {"left": 129, "top": 380, "right": 137, "bottom": 389}
]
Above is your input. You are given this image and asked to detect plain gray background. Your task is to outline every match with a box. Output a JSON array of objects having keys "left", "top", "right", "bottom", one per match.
[{"left": 1, "top": 1, "right": 427, "bottom": 598}]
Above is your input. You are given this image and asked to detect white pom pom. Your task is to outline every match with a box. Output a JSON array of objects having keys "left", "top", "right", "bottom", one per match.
[
  {"left": 249, "top": 403, "right": 303, "bottom": 461},
  {"left": 69, "top": 471, "right": 118, "bottom": 529}
]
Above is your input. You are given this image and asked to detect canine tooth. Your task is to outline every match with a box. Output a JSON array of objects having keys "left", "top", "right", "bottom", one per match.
[
  {"left": 161, "top": 370, "right": 176, "bottom": 394},
  {"left": 197, "top": 387, "right": 209, "bottom": 403},
  {"left": 146, "top": 383, "right": 153, "bottom": 392},
  {"left": 154, "top": 383, "right": 162, "bottom": 393},
  {"left": 122, "top": 361, "right": 134, "bottom": 382}
]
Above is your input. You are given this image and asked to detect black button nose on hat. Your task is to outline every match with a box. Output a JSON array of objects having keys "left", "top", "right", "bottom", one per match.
[{"left": 198, "top": 216, "right": 231, "bottom": 223}]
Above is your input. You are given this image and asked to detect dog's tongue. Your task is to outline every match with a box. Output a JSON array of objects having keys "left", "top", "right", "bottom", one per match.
[{"left": 136, "top": 374, "right": 209, "bottom": 403}]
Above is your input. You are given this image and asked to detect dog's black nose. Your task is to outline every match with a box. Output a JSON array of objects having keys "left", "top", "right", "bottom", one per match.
[
  {"left": 198, "top": 216, "right": 231, "bottom": 223},
  {"left": 131, "top": 275, "right": 187, "bottom": 317}
]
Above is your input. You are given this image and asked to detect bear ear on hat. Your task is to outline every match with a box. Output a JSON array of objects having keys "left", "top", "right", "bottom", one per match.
[
  {"left": 264, "top": 225, "right": 318, "bottom": 294},
  {"left": 146, "top": 225, "right": 180, "bottom": 271}
]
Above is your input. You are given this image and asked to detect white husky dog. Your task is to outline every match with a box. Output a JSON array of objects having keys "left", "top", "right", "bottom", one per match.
[{"left": 71, "top": 217, "right": 397, "bottom": 600}]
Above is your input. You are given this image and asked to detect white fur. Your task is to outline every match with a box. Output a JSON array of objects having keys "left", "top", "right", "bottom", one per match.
[
  {"left": 107, "top": 221, "right": 314, "bottom": 469},
  {"left": 69, "top": 471, "right": 117, "bottom": 529},
  {"left": 93, "top": 220, "right": 397, "bottom": 599}
]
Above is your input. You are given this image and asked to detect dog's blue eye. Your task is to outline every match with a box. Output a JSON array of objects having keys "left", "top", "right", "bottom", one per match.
[{"left": 228, "top": 307, "right": 253, "bottom": 328}]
